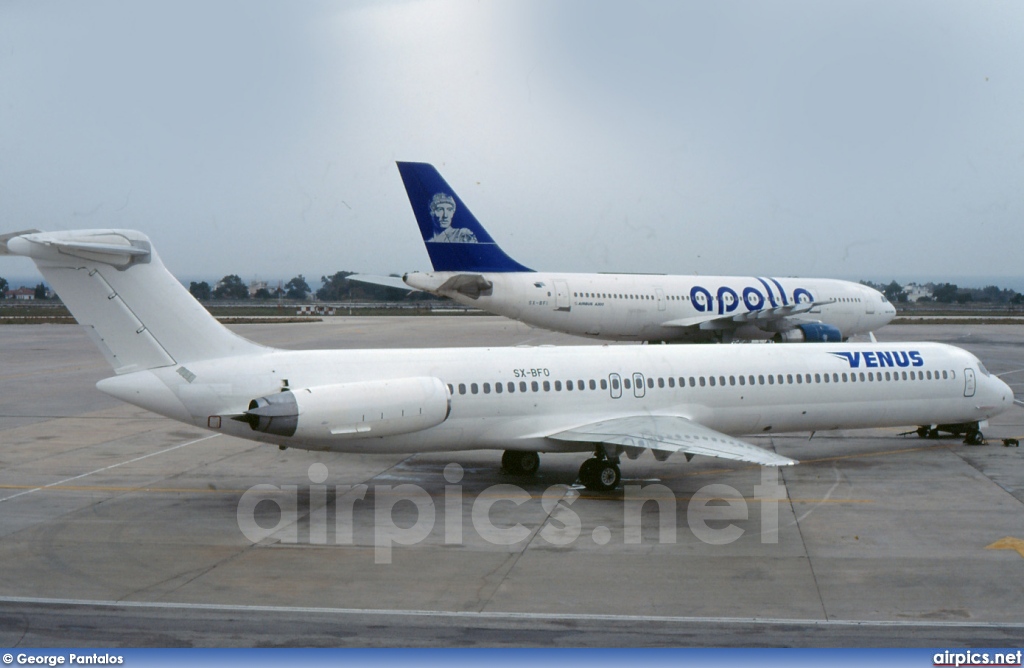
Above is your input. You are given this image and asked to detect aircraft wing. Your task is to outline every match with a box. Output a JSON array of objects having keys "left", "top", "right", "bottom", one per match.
[
  {"left": 345, "top": 274, "right": 419, "bottom": 292},
  {"left": 662, "top": 299, "right": 833, "bottom": 331},
  {"left": 549, "top": 415, "right": 796, "bottom": 466}
]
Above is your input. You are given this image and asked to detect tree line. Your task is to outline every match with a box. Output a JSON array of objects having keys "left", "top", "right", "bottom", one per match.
[
  {"left": 5, "top": 272, "right": 1022, "bottom": 306},
  {"left": 862, "top": 280, "right": 1024, "bottom": 305}
]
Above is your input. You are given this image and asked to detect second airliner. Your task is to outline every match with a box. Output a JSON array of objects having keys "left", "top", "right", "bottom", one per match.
[{"left": 353, "top": 162, "right": 896, "bottom": 343}]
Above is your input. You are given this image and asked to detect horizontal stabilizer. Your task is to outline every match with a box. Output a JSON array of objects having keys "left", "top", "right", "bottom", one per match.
[
  {"left": 436, "top": 273, "right": 493, "bottom": 299},
  {"left": 0, "top": 229, "right": 42, "bottom": 255},
  {"left": 550, "top": 415, "right": 796, "bottom": 466},
  {"left": 346, "top": 274, "right": 418, "bottom": 292}
]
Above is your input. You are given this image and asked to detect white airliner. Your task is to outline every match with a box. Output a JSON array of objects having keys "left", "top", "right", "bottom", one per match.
[
  {"left": 1, "top": 229, "right": 1011, "bottom": 491},
  {"left": 350, "top": 162, "right": 897, "bottom": 343}
]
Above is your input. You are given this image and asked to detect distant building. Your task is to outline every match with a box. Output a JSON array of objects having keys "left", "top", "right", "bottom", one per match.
[
  {"left": 249, "top": 280, "right": 268, "bottom": 298},
  {"left": 5, "top": 286, "right": 36, "bottom": 301},
  {"left": 902, "top": 283, "right": 933, "bottom": 302}
]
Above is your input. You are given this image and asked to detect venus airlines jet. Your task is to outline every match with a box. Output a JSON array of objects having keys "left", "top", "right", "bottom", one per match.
[
  {"left": 356, "top": 162, "right": 896, "bottom": 343},
  {"left": 1, "top": 229, "right": 1010, "bottom": 491}
]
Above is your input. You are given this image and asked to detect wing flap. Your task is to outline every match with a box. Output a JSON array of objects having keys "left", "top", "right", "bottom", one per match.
[{"left": 550, "top": 415, "right": 796, "bottom": 466}]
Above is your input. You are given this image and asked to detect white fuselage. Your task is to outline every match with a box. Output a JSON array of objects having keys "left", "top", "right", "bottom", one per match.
[
  {"left": 403, "top": 272, "right": 896, "bottom": 342},
  {"left": 98, "top": 340, "right": 1011, "bottom": 456}
]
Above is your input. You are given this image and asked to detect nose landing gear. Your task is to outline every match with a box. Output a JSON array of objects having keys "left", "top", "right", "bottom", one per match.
[{"left": 915, "top": 422, "right": 986, "bottom": 445}]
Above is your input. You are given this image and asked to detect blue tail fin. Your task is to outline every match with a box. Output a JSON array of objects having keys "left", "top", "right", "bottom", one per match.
[{"left": 396, "top": 162, "right": 532, "bottom": 273}]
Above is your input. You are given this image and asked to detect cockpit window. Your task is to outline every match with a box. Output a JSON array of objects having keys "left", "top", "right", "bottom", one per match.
[
  {"left": 880, "top": 295, "right": 889, "bottom": 303},
  {"left": 977, "top": 362, "right": 991, "bottom": 377}
]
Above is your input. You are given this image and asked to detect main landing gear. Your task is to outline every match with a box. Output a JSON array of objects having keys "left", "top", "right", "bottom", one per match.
[
  {"left": 499, "top": 450, "right": 623, "bottom": 491},
  {"left": 577, "top": 455, "right": 621, "bottom": 492},
  {"left": 501, "top": 450, "right": 540, "bottom": 476}
]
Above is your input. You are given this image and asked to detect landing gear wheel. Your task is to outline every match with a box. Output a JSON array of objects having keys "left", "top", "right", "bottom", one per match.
[
  {"left": 517, "top": 451, "right": 540, "bottom": 475},
  {"left": 579, "top": 458, "right": 620, "bottom": 491},
  {"left": 502, "top": 450, "right": 540, "bottom": 476},
  {"left": 964, "top": 430, "right": 985, "bottom": 446},
  {"left": 578, "top": 458, "right": 601, "bottom": 488},
  {"left": 592, "top": 462, "right": 621, "bottom": 491}
]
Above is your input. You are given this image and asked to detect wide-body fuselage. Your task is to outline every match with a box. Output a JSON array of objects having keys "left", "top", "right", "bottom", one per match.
[
  {"left": 404, "top": 272, "right": 896, "bottom": 342},
  {"left": 98, "top": 340, "right": 1010, "bottom": 456}
]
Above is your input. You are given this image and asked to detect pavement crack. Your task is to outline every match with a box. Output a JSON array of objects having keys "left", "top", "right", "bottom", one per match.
[
  {"left": 780, "top": 464, "right": 830, "bottom": 622},
  {"left": 473, "top": 485, "right": 573, "bottom": 613}
]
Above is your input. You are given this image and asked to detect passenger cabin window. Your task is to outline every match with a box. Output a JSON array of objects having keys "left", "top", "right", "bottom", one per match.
[{"left": 459, "top": 383, "right": 467, "bottom": 395}]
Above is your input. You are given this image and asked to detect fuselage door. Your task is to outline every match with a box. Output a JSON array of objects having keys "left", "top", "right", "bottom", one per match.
[
  {"left": 964, "top": 368, "right": 976, "bottom": 398},
  {"left": 633, "top": 372, "right": 646, "bottom": 398},
  {"left": 866, "top": 296, "right": 876, "bottom": 314},
  {"left": 655, "top": 288, "right": 666, "bottom": 311},
  {"left": 609, "top": 373, "right": 622, "bottom": 399},
  {"left": 554, "top": 279, "right": 571, "bottom": 311}
]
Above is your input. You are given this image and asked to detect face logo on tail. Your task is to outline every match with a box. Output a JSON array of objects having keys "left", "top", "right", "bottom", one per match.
[{"left": 428, "top": 193, "right": 478, "bottom": 243}]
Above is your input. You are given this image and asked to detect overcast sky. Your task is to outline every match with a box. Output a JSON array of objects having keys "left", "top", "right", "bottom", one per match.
[{"left": 2, "top": 1, "right": 1023, "bottom": 290}]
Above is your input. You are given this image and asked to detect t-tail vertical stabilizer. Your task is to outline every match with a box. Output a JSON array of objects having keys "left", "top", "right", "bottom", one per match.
[
  {"left": 2, "top": 229, "right": 264, "bottom": 374},
  {"left": 396, "top": 161, "right": 532, "bottom": 273}
]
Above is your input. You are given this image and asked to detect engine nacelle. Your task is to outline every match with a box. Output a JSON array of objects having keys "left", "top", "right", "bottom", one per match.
[
  {"left": 773, "top": 323, "right": 843, "bottom": 343},
  {"left": 243, "top": 376, "right": 451, "bottom": 440}
]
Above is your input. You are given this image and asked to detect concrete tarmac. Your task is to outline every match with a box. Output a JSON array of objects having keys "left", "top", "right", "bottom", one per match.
[{"left": 1, "top": 317, "right": 1023, "bottom": 647}]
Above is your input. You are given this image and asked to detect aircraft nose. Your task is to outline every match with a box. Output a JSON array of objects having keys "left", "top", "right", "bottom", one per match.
[{"left": 987, "top": 374, "right": 1014, "bottom": 411}]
